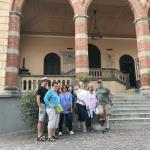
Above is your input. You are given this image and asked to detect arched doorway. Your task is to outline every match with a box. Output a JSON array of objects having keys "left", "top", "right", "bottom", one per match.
[
  {"left": 119, "top": 55, "right": 136, "bottom": 87},
  {"left": 88, "top": 44, "right": 101, "bottom": 68},
  {"left": 44, "top": 53, "right": 60, "bottom": 75}
]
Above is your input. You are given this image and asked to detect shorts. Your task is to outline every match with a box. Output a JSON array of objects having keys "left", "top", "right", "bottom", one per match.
[
  {"left": 98, "top": 103, "right": 111, "bottom": 115},
  {"left": 38, "top": 103, "right": 46, "bottom": 122},
  {"left": 46, "top": 108, "right": 60, "bottom": 128}
]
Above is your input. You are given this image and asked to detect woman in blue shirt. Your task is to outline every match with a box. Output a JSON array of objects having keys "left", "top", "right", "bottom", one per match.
[
  {"left": 44, "top": 81, "right": 61, "bottom": 141},
  {"left": 58, "top": 85, "right": 75, "bottom": 136}
]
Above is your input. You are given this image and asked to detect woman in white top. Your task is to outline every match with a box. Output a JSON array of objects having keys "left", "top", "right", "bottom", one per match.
[{"left": 76, "top": 81, "right": 88, "bottom": 132}]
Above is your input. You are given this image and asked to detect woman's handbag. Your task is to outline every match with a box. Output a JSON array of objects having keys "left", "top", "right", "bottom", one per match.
[
  {"left": 74, "top": 103, "right": 79, "bottom": 114},
  {"left": 95, "top": 104, "right": 104, "bottom": 115},
  {"left": 54, "top": 104, "right": 63, "bottom": 113}
]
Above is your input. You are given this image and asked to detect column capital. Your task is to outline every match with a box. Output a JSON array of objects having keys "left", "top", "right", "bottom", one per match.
[
  {"left": 10, "top": 11, "right": 23, "bottom": 19},
  {"left": 134, "top": 16, "right": 150, "bottom": 24},
  {"left": 74, "top": 14, "right": 88, "bottom": 21}
]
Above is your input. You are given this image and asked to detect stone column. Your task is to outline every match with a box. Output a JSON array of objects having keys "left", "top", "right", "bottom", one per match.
[
  {"left": 69, "top": 0, "right": 93, "bottom": 78},
  {"left": 74, "top": 14, "right": 89, "bottom": 78},
  {"left": 134, "top": 16, "right": 150, "bottom": 93},
  {"left": 5, "top": 11, "right": 22, "bottom": 95}
]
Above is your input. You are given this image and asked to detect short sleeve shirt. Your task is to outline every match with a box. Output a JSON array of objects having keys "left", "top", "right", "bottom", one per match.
[
  {"left": 76, "top": 89, "right": 88, "bottom": 106},
  {"left": 87, "top": 91, "right": 98, "bottom": 109},
  {"left": 59, "top": 92, "right": 72, "bottom": 114},
  {"left": 44, "top": 89, "right": 60, "bottom": 108},
  {"left": 37, "top": 86, "right": 48, "bottom": 104},
  {"left": 96, "top": 87, "right": 110, "bottom": 104}
]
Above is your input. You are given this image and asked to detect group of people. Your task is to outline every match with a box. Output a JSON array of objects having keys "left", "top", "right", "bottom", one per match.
[{"left": 36, "top": 77, "right": 112, "bottom": 142}]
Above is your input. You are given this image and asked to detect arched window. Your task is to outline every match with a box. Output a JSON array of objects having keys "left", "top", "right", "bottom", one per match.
[
  {"left": 119, "top": 55, "right": 136, "bottom": 87},
  {"left": 88, "top": 44, "right": 101, "bottom": 68},
  {"left": 44, "top": 53, "right": 60, "bottom": 75}
]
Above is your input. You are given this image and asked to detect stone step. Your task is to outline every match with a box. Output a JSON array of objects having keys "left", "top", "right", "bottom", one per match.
[
  {"left": 112, "top": 107, "right": 150, "bottom": 110},
  {"left": 112, "top": 106, "right": 150, "bottom": 109},
  {"left": 113, "top": 102, "right": 150, "bottom": 105},
  {"left": 112, "top": 109, "right": 150, "bottom": 114},
  {"left": 114, "top": 93, "right": 147, "bottom": 96},
  {"left": 113, "top": 98, "right": 150, "bottom": 101},
  {"left": 106, "top": 94, "right": 150, "bottom": 129},
  {"left": 110, "top": 118, "right": 150, "bottom": 124},
  {"left": 110, "top": 123, "right": 150, "bottom": 129},
  {"left": 110, "top": 113, "right": 150, "bottom": 119},
  {"left": 114, "top": 94, "right": 149, "bottom": 97}
]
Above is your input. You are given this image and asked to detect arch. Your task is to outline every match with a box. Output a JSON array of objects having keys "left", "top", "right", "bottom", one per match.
[
  {"left": 119, "top": 55, "right": 136, "bottom": 87},
  {"left": 88, "top": 44, "right": 101, "bottom": 68},
  {"left": 6, "top": 0, "right": 74, "bottom": 90},
  {"left": 11, "top": 0, "right": 75, "bottom": 12},
  {"left": 44, "top": 53, "right": 61, "bottom": 75},
  {"left": 68, "top": 0, "right": 93, "bottom": 15},
  {"left": 11, "top": 0, "right": 25, "bottom": 12}
]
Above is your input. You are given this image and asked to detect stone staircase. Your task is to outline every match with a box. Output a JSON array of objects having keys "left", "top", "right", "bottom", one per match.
[{"left": 110, "top": 93, "right": 150, "bottom": 129}]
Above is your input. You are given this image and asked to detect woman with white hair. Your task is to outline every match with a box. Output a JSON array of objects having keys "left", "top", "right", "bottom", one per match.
[{"left": 76, "top": 81, "right": 88, "bottom": 132}]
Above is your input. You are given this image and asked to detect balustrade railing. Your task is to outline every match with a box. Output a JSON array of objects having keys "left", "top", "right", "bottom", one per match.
[
  {"left": 19, "top": 68, "right": 129, "bottom": 93},
  {"left": 18, "top": 75, "right": 75, "bottom": 93},
  {"left": 89, "top": 68, "right": 129, "bottom": 85}
]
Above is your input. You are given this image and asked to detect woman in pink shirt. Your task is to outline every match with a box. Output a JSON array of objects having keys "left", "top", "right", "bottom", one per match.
[{"left": 86, "top": 84, "right": 98, "bottom": 129}]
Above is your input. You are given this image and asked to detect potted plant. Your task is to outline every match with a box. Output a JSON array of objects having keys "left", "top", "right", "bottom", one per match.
[{"left": 79, "top": 74, "right": 92, "bottom": 84}]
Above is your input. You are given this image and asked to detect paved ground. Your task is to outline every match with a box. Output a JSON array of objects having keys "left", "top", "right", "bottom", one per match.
[{"left": 0, "top": 129, "right": 150, "bottom": 150}]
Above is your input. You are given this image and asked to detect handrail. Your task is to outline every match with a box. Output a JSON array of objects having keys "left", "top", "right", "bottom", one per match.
[
  {"left": 18, "top": 76, "right": 75, "bottom": 93},
  {"left": 89, "top": 68, "right": 129, "bottom": 86},
  {"left": 18, "top": 68, "right": 129, "bottom": 93}
]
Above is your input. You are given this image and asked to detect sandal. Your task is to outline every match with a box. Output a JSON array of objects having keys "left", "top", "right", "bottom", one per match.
[
  {"left": 47, "top": 137, "right": 56, "bottom": 142},
  {"left": 37, "top": 135, "right": 46, "bottom": 141},
  {"left": 52, "top": 136, "right": 59, "bottom": 139}
]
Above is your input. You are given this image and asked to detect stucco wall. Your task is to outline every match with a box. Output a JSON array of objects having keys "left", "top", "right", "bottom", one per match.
[
  {"left": 0, "top": 0, "right": 12, "bottom": 94},
  {"left": 19, "top": 35, "right": 138, "bottom": 75},
  {"left": 0, "top": 97, "right": 30, "bottom": 134}
]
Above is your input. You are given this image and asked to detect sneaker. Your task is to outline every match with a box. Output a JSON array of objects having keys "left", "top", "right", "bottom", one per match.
[
  {"left": 69, "top": 131, "right": 75, "bottom": 135},
  {"left": 102, "top": 128, "right": 110, "bottom": 133},
  {"left": 83, "top": 129, "right": 87, "bottom": 133},
  {"left": 58, "top": 132, "right": 63, "bottom": 136}
]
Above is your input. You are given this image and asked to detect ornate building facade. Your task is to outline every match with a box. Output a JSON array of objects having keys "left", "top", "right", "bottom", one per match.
[{"left": 0, "top": 0, "right": 150, "bottom": 95}]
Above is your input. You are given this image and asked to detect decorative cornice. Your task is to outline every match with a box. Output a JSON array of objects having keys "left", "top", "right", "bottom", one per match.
[
  {"left": 6, "top": 67, "right": 18, "bottom": 73},
  {"left": 138, "top": 51, "right": 150, "bottom": 58},
  {"left": 140, "top": 68, "right": 150, "bottom": 75},
  {"left": 75, "top": 33, "right": 88, "bottom": 39},
  {"left": 137, "top": 35, "right": 150, "bottom": 42},
  {"left": 134, "top": 16, "right": 150, "bottom": 24},
  {"left": 74, "top": 14, "right": 88, "bottom": 21},
  {"left": 9, "top": 31, "right": 20, "bottom": 37},
  {"left": 7, "top": 48, "right": 19, "bottom": 55},
  {"left": 10, "top": 11, "right": 23, "bottom": 19},
  {"left": 76, "top": 50, "right": 88, "bottom": 56}
]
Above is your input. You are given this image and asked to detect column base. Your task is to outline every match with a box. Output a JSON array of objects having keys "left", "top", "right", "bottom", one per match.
[
  {"left": 4, "top": 86, "right": 19, "bottom": 97},
  {"left": 140, "top": 86, "right": 150, "bottom": 96}
]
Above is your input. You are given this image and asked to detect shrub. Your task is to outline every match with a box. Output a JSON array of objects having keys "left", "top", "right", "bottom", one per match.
[
  {"left": 79, "top": 74, "right": 92, "bottom": 83},
  {"left": 20, "top": 91, "right": 38, "bottom": 129}
]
